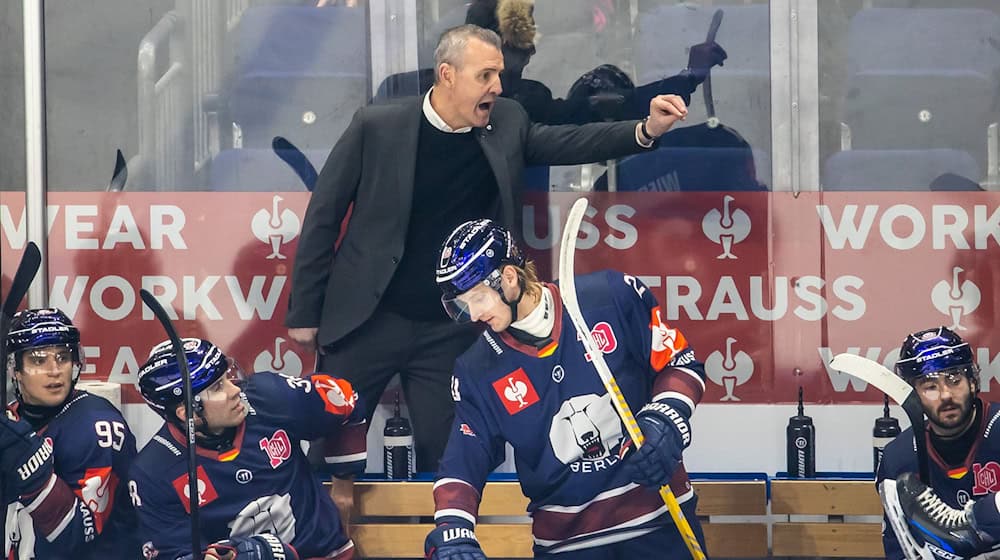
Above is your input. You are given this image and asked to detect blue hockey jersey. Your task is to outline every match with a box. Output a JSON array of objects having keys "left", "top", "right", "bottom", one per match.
[
  {"left": 434, "top": 270, "right": 707, "bottom": 555},
  {"left": 4, "top": 390, "right": 139, "bottom": 560},
  {"left": 877, "top": 400, "right": 1000, "bottom": 559},
  {"left": 129, "top": 371, "right": 367, "bottom": 560}
]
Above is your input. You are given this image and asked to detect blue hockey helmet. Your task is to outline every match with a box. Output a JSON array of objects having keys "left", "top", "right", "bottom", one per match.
[
  {"left": 137, "top": 338, "right": 233, "bottom": 419},
  {"left": 437, "top": 219, "right": 524, "bottom": 298},
  {"left": 436, "top": 219, "right": 525, "bottom": 321},
  {"left": 895, "top": 326, "right": 978, "bottom": 388},
  {"left": 6, "top": 308, "right": 83, "bottom": 397}
]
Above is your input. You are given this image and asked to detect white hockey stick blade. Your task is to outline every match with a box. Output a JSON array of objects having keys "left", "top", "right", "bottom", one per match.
[
  {"left": 830, "top": 353, "right": 914, "bottom": 405},
  {"left": 558, "top": 199, "right": 612, "bottom": 385},
  {"left": 831, "top": 353, "right": 931, "bottom": 482}
]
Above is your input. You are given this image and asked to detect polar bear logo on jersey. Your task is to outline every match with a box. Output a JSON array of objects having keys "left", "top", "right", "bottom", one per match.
[
  {"left": 229, "top": 493, "right": 296, "bottom": 544},
  {"left": 549, "top": 394, "right": 624, "bottom": 468}
]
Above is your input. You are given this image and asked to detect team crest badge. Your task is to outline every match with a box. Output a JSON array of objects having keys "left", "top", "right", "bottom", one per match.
[{"left": 259, "top": 429, "right": 292, "bottom": 469}]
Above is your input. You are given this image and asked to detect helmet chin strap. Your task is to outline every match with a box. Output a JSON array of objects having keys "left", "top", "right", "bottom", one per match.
[
  {"left": 172, "top": 397, "right": 206, "bottom": 431},
  {"left": 498, "top": 276, "right": 527, "bottom": 323}
]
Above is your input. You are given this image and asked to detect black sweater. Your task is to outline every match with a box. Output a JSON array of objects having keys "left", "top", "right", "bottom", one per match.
[{"left": 379, "top": 114, "right": 500, "bottom": 320}]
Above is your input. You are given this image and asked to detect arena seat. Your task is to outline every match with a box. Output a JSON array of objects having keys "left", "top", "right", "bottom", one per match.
[
  {"left": 227, "top": 5, "right": 368, "bottom": 150},
  {"left": 209, "top": 148, "right": 326, "bottom": 192},
  {"left": 822, "top": 149, "right": 981, "bottom": 191},
  {"left": 598, "top": 146, "right": 770, "bottom": 192},
  {"left": 840, "top": 8, "right": 1000, "bottom": 166}
]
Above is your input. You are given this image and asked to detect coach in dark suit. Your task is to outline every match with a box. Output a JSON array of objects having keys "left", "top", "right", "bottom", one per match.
[{"left": 287, "top": 24, "right": 687, "bottom": 472}]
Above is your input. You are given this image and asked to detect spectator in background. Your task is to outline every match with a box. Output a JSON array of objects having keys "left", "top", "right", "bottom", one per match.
[
  {"left": 470, "top": 0, "right": 727, "bottom": 125},
  {"left": 287, "top": 24, "right": 688, "bottom": 472},
  {"left": 377, "top": 0, "right": 726, "bottom": 126}
]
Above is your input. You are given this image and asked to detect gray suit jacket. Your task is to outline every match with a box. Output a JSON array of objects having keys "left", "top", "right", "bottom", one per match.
[{"left": 288, "top": 95, "right": 648, "bottom": 347}]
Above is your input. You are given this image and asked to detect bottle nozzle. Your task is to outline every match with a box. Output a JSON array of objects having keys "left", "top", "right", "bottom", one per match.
[
  {"left": 883, "top": 394, "right": 890, "bottom": 418},
  {"left": 797, "top": 386, "right": 804, "bottom": 416},
  {"left": 393, "top": 391, "right": 401, "bottom": 418}
]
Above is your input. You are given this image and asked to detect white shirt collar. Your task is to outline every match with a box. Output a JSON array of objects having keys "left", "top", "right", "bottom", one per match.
[{"left": 423, "top": 87, "right": 473, "bottom": 134}]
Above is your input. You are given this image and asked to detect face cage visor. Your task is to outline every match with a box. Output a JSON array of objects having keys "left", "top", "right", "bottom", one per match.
[
  {"left": 194, "top": 359, "right": 247, "bottom": 407},
  {"left": 441, "top": 271, "right": 505, "bottom": 323}
]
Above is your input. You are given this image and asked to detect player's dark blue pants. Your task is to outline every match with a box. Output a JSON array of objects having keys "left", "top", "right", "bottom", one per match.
[{"left": 535, "top": 498, "right": 707, "bottom": 559}]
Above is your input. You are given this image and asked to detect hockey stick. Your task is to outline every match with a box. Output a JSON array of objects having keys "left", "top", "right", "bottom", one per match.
[
  {"left": 139, "top": 289, "right": 201, "bottom": 556},
  {"left": 1, "top": 242, "right": 42, "bottom": 409},
  {"left": 829, "top": 353, "right": 929, "bottom": 482},
  {"left": 558, "top": 198, "right": 706, "bottom": 560},
  {"left": 272, "top": 136, "right": 317, "bottom": 192},
  {"left": 702, "top": 9, "right": 723, "bottom": 122},
  {"left": 107, "top": 149, "right": 128, "bottom": 192}
]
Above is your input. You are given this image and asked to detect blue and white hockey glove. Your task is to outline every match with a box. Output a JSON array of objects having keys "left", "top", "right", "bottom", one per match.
[
  {"left": 180, "top": 534, "right": 300, "bottom": 560},
  {"left": 623, "top": 403, "right": 691, "bottom": 489},
  {"left": 0, "top": 413, "right": 55, "bottom": 500},
  {"left": 425, "top": 519, "right": 487, "bottom": 560}
]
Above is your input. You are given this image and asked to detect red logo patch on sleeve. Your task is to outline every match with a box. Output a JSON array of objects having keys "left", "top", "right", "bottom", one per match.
[
  {"left": 491, "top": 368, "right": 540, "bottom": 415},
  {"left": 76, "top": 466, "right": 117, "bottom": 533},
  {"left": 171, "top": 466, "right": 218, "bottom": 513},
  {"left": 649, "top": 307, "right": 689, "bottom": 370},
  {"left": 312, "top": 374, "right": 358, "bottom": 417}
]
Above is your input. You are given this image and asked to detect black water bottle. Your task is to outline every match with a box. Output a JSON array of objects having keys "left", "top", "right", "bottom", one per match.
[
  {"left": 873, "top": 394, "right": 901, "bottom": 472},
  {"left": 383, "top": 392, "right": 414, "bottom": 480},
  {"left": 786, "top": 386, "right": 816, "bottom": 478}
]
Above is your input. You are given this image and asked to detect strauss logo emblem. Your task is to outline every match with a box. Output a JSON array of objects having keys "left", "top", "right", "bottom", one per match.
[
  {"left": 251, "top": 195, "right": 301, "bottom": 259},
  {"left": 702, "top": 195, "right": 751, "bottom": 259},
  {"left": 504, "top": 376, "right": 529, "bottom": 408},
  {"left": 931, "top": 266, "right": 980, "bottom": 331},
  {"left": 705, "top": 337, "right": 754, "bottom": 401},
  {"left": 254, "top": 337, "right": 303, "bottom": 376}
]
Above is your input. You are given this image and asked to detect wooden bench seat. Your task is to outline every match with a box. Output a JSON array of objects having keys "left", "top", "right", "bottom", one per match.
[
  {"left": 349, "top": 480, "right": 768, "bottom": 558},
  {"left": 770, "top": 479, "right": 884, "bottom": 558}
]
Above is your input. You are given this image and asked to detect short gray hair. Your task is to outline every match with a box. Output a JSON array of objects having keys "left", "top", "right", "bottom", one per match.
[{"left": 434, "top": 24, "right": 502, "bottom": 79}]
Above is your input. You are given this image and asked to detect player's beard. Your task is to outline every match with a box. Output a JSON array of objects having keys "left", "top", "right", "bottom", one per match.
[{"left": 928, "top": 395, "right": 976, "bottom": 434}]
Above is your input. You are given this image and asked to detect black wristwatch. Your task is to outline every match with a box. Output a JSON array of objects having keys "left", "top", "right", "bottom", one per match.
[{"left": 640, "top": 116, "right": 656, "bottom": 143}]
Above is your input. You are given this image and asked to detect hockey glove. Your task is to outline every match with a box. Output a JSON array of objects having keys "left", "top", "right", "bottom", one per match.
[
  {"left": 623, "top": 403, "right": 690, "bottom": 489},
  {"left": 0, "top": 413, "right": 55, "bottom": 500},
  {"left": 880, "top": 472, "right": 997, "bottom": 560},
  {"left": 179, "top": 534, "right": 300, "bottom": 560},
  {"left": 685, "top": 41, "right": 728, "bottom": 83},
  {"left": 425, "top": 520, "right": 487, "bottom": 560}
]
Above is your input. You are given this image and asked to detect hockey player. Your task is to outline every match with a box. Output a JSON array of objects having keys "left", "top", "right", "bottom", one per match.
[
  {"left": 130, "top": 338, "right": 366, "bottom": 560},
  {"left": 424, "top": 219, "right": 709, "bottom": 559},
  {"left": 2, "top": 308, "right": 139, "bottom": 559},
  {"left": 876, "top": 326, "right": 1000, "bottom": 560}
]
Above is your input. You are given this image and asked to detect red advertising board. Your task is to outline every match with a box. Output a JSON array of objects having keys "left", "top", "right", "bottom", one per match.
[{"left": 2, "top": 191, "right": 997, "bottom": 404}]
